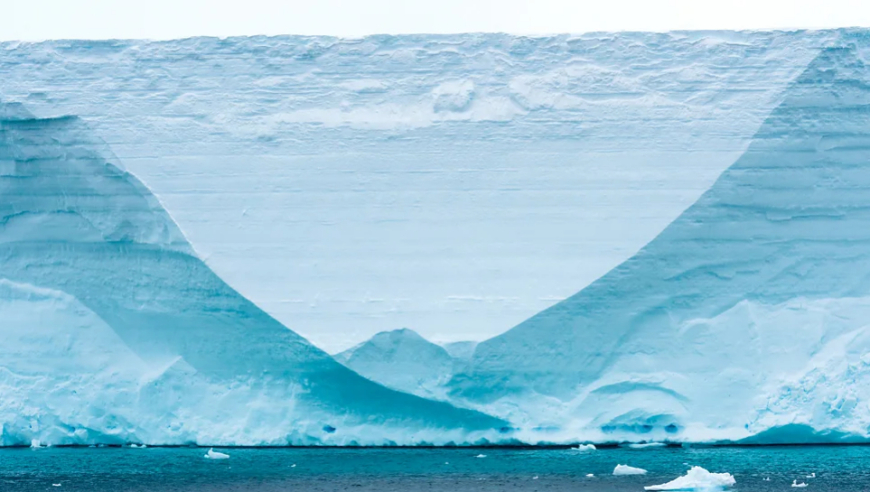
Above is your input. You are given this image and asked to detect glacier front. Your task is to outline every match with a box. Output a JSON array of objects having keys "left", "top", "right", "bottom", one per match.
[
  {"left": 4, "top": 29, "right": 870, "bottom": 446},
  {"left": 0, "top": 101, "right": 506, "bottom": 446}
]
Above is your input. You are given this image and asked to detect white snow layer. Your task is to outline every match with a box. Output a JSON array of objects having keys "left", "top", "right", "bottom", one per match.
[{"left": 644, "top": 467, "right": 735, "bottom": 490}]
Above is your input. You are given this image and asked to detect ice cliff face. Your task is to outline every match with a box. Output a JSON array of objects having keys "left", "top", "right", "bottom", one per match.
[
  {"left": 0, "top": 32, "right": 830, "bottom": 351},
  {"left": 0, "top": 103, "right": 506, "bottom": 446},
  {"left": 451, "top": 43, "right": 870, "bottom": 443},
  {"left": 5, "top": 30, "right": 870, "bottom": 446}
]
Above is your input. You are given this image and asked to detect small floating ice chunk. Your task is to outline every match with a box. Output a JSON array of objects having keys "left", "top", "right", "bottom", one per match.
[
  {"left": 204, "top": 448, "right": 230, "bottom": 460},
  {"left": 533, "top": 476, "right": 538, "bottom": 480},
  {"left": 614, "top": 464, "right": 648, "bottom": 476},
  {"left": 764, "top": 477, "right": 771, "bottom": 481},
  {"left": 806, "top": 473, "right": 816, "bottom": 479},
  {"left": 52, "top": 484, "right": 61, "bottom": 487},
  {"left": 475, "top": 454, "right": 487, "bottom": 458},
  {"left": 792, "top": 480, "right": 808, "bottom": 488},
  {"left": 129, "top": 444, "right": 147, "bottom": 449},
  {"left": 291, "top": 464, "right": 296, "bottom": 468},
  {"left": 30, "top": 439, "right": 42, "bottom": 449},
  {"left": 572, "top": 444, "right": 596, "bottom": 451},
  {"left": 629, "top": 442, "right": 666, "bottom": 449},
  {"left": 644, "top": 466, "right": 735, "bottom": 490},
  {"left": 586, "top": 473, "right": 595, "bottom": 477}
]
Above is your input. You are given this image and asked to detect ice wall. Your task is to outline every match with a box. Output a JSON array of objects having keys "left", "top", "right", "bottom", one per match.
[{"left": 0, "top": 32, "right": 829, "bottom": 350}]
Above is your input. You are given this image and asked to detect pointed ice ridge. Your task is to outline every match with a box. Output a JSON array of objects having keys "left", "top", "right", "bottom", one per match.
[
  {"left": 335, "top": 328, "right": 462, "bottom": 400},
  {"left": 451, "top": 44, "right": 870, "bottom": 442},
  {"left": 0, "top": 102, "right": 506, "bottom": 446}
]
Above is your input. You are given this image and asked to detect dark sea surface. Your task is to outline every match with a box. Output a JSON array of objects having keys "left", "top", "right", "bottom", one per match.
[{"left": 0, "top": 445, "right": 867, "bottom": 491}]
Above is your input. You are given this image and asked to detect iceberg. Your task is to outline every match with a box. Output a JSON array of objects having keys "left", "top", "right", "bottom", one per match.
[
  {"left": 644, "top": 467, "right": 735, "bottom": 490},
  {"left": 449, "top": 41, "right": 870, "bottom": 443},
  {"left": 614, "top": 464, "right": 648, "bottom": 476},
  {"left": 204, "top": 448, "right": 230, "bottom": 460},
  {"left": 0, "top": 102, "right": 506, "bottom": 446},
  {"left": 571, "top": 444, "right": 596, "bottom": 451}
]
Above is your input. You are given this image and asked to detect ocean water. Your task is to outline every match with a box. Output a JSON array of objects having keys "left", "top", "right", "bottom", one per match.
[{"left": 0, "top": 445, "right": 867, "bottom": 491}]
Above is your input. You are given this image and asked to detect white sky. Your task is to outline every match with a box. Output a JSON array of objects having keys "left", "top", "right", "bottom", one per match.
[{"left": 3, "top": 0, "right": 870, "bottom": 41}]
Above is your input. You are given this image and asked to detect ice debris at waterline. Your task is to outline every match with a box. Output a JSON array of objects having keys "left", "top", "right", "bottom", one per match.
[
  {"left": 644, "top": 467, "right": 736, "bottom": 491},
  {"left": 572, "top": 444, "right": 597, "bottom": 451},
  {"left": 0, "top": 101, "right": 506, "bottom": 446},
  {"left": 793, "top": 480, "right": 809, "bottom": 488},
  {"left": 613, "top": 465, "right": 648, "bottom": 476},
  {"left": 448, "top": 39, "right": 870, "bottom": 444},
  {"left": 204, "top": 449, "right": 230, "bottom": 460},
  {"left": 628, "top": 443, "right": 666, "bottom": 449}
]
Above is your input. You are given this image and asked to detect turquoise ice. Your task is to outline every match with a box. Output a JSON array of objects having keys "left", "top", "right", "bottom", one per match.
[
  {"left": 452, "top": 43, "right": 870, "bottom": 443},
  {"left": 0, "top": 102, "right": 505, "bottom": 446}
]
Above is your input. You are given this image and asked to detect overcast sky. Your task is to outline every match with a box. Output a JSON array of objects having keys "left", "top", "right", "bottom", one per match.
[{"left": 3, "top": 0, "right": 870, "bottom": 41}]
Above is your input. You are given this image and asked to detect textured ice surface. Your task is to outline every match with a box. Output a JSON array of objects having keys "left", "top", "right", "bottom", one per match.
[
  {"left": 3, "top": 30, "right": 870, "bottom": 446},
  {"left": 0, "top": 103, "right": 505, "bottom": 446},
  {"left": 450, "top": 39, "right": 870, "bottom": 443},
  {"left": 644, "top": 466, "right": 735, "bottom": 490},
  {"left": 335, "top": 329, "right": 462, "bottom": 400},
  {"left": 0, "top": 32, "right": 829, "bottom": 351}
]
